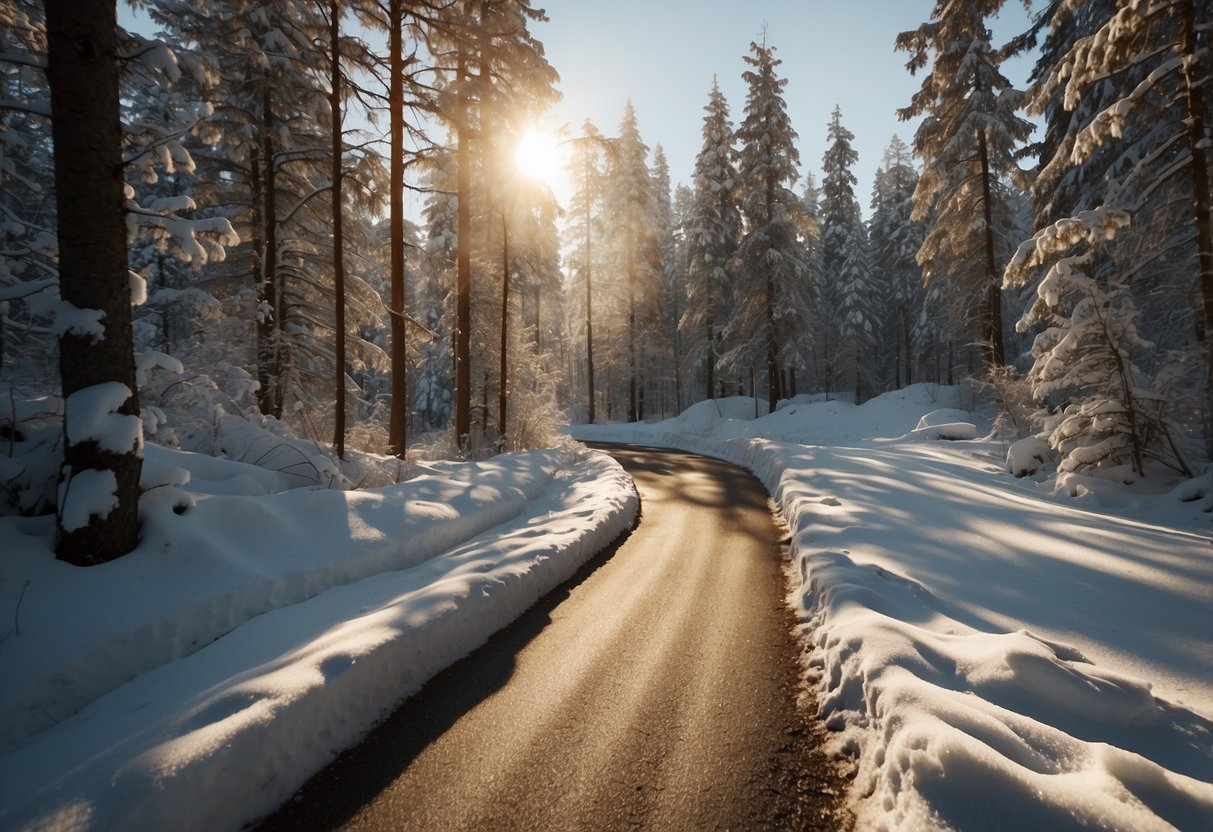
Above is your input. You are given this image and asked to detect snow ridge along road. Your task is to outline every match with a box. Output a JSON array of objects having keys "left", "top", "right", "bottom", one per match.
[{"left": 258, "top": 446, "right": 848, "bottom": 831}]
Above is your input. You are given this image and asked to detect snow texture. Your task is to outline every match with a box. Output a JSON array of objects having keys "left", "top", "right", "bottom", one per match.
[
  {"left": 574, "top": 384, "right": 1213, "bottom": 831},
  {"left": 0, "top": 449, "right": 637, "bottom": 831}
]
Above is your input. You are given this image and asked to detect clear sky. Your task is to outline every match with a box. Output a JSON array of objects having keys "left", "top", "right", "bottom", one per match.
[{"left": 533, "top": 0, "right": 1038, "bottom": 213}]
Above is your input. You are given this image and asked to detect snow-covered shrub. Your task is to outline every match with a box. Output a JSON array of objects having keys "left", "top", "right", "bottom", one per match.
[
  {"left": 0, "top": 388, "right": 62, "bottom": 517},
  {"left": 976, "top": 364, "right": 1038, "bottom": 439},
  {"left": 1007, "top": 208, "right": 1192, "bottom": 478},
  {"left": 1006, "top": 435, "right": 1053, "bottom": 478}
]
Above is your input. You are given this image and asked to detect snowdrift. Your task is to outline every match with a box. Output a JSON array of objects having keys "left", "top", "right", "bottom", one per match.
[
  {"left": 573, "top": 384, "right": 1213, "bottom": 831},
  {"left": 0, "top": 448, "right": 637, "bottom": 831}
]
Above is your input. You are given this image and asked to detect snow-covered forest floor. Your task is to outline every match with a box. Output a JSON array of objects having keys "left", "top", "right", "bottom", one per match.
[
  {"left": 0, "top": 443, "right": 636, "bottom": 831},
  {"left": 1, "top": 383, "right": 1210, "bottom": 831},
  {"left": 574, "top": 384, "right": 1213, "bottom": 831}
]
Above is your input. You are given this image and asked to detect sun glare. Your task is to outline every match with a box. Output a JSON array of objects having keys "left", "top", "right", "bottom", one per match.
[{"left": 514, "top": 128, "right": 561, "bottom": 187}]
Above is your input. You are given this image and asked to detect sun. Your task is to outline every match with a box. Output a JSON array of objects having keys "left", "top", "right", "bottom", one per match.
[{"left": 514, "top": 127, "right": 561, "bottom": 187}]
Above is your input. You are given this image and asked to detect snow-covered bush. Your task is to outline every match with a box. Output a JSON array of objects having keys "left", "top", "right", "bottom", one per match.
[
  {"left": 1006, "top": 435, "right": 1053, "bottom": 477},
  {"left": 1008, "top": 208, "right": 1192, "bottom": 478},
  {"left": 0, "top": 388, "right": 62, "bottom": 517}
]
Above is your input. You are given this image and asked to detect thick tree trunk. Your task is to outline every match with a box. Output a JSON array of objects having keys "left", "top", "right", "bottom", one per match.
[
  {"left": 454, "top": 56, "right": 472, "bottom": 447},
  {"left": 387, "top": 0, "right": 407, "bottom": 456},
  {"left": 1180, "top": 0, "right": 1213, "bottom": 456},
  {"left": 329, "top": 0, "right": 346, "bottom": 459},
  {"left": 47, "top": 0, "right": 141, "bottom": 564},
  {"left": 705, "top": 320, "right": 715, "bottom": 400}
]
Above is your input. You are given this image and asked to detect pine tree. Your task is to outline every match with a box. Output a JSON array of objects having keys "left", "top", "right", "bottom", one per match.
[
  {"left": 819, "top": 106, "right": 874, "bottom": 400},
  {"left": 681, "top": 77, "right": 741, "bottom": 402},
  {"left": 869, "top": 135, "right": 925, "bottom": 389},
  {"left": 1008, "top": 208, "right": 1193, "bottom": 476},
  {"left": 1024, "top": 0, "right": 1213, "bottom": 457},
  {"left": 728, "top": 38, "right": 812, "bottom": 413},
  {"left": 603, "top": 101, "right": 661, "bottom": 422},
  {"left": 651, "top": 144, "right": 680, "bottom": 416},
  {"left": 563, "top": 119, "right": 609, "bottom": 423},
  {"left": 897, "top": 0, "right": 1034, "bottom": 370}
]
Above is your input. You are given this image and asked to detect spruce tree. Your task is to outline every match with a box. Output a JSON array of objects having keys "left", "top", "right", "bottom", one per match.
[
  {"left": 728, "top": 39, "right": 812, "bottom": 413},
  {"left": 869, "top": 136, "right": 925, "bottom": 389},
  {"left": 897, "top": 0, "right": 1033, "bottom": 371},
  {"left": 681, "top": 77, "right": 741, "bottom": 402},
  {"left": 819, "top": 106, "right": 874, "bottom": 401},
  {"left": 604, "top": 101, "right": 661, "bottom": 422}
]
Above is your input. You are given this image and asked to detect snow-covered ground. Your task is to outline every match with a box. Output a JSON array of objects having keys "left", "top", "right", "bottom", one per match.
[
  {"left": 574, "top": 385, "right": 1213, "bottom": 831},
  {"left": 3, "top": 385, "right": 1210, "bottom": 832},
  {"left": 0, "top": 446, "right": 637, "bottom": 831}
]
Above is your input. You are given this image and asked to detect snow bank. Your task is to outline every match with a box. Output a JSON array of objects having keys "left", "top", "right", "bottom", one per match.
[
  {"left": 0, "top": 450, "right": 637, "bottom": 831},
  {"left": 572, "top": 384, "right": 1213, "bottom": 831}
]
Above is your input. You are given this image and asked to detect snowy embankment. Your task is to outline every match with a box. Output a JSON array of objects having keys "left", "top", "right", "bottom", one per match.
[
  {"left": 574, "top": 386, "right": 1213, "bottom": 831},
  {"left": 0, "top": 448, "right": 637, "bottom": 831}
]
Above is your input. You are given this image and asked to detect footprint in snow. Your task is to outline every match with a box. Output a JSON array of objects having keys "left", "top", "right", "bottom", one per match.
[{"left": 820, "top": 497, "right": 842, "bottom": 507}]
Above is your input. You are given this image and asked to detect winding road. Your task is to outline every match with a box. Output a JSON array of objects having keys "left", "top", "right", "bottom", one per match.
[{"left": 256, "top": 446, "right": 846, "bottom": 831}]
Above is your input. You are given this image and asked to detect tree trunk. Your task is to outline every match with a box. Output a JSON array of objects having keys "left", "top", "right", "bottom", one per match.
[
  {"left": 387, "top": 0, "right": 407, "bottom": 457},
  {"left": 976, "top": 123, "right": 1006, "bottom": 368},
  {"left": 329, "top": 0, "right": 346, "bottom": 460},
  {"left": 47, "top": 0, "right": 141, "bottom": 564},
  {"left": 499, "top": 214, "right": 510, "bottom": 443},
  {"left": 257, "top": 93, "right": 281, "bottom": 418},
  {"left": 454, "top": 56, "right": 472, "bottom": 448},
  {"left": 1180, "top": 0, "right": 1213, "bottom": 456},
  {"left": 583, "top": 143, "right": 596, "bottom": 424},
  {"left": 705, "top": 320, "right": 715, "bottom": 400},
  {"left": 627, "top": 227, "right": 637, "bottom": 423}
]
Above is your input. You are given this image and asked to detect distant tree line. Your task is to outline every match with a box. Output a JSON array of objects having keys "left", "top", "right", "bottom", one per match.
[{"left": 1, "top": 0, "right": 1210, "bottom": 562}]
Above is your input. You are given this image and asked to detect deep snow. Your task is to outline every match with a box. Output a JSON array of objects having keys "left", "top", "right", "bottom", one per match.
[
  {"left": 3, "top": 383, "right": 1210, "bottom": 831},
  {"left": 574, "top": 385, "right": 1213, "bottom": 831},
  {"left": 0, "top": 446, "right": 637, "bottom": 831}
]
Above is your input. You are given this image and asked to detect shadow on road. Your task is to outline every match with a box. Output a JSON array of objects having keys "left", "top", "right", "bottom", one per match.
[{"left": 253, "top": 519, "right": 637, "bottom": 832}]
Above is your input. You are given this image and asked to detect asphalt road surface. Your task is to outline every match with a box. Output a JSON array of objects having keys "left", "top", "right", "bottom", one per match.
[{"left": 256, "top": 445, "right": 847, "bottom": 831}]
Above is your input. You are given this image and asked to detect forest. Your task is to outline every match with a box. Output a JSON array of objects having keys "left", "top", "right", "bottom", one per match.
[{"left": 1, "top": 0, "right": 1211, "bottom": 565}]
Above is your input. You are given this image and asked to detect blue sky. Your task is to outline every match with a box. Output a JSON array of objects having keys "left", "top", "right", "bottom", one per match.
[
  {"left": 536, "top": 0, "right": 1038, "bottom": 211},
  {"left": 121, "top": 1, "right": 1038, "bottom": 218}
]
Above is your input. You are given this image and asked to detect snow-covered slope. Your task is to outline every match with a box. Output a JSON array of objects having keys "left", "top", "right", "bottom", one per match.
[
  {"left": 0, "top": 448, "right": 637, "bottom": 831},
  {"left": 574, "top": 384, "right": 1213, "bottom": 831}
]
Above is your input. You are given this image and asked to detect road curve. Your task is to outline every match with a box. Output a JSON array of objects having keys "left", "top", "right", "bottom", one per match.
[{"left": 256, "top": 445, "right": 847, "bottom": 831}]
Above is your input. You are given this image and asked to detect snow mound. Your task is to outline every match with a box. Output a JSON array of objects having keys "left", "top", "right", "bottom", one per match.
[
  {"left": 570, "top": 384, "right": 1213, "bottom": 831},
  {"left": 671, "top": 396, "right": 764, "bottom": 434},
  {"left": 0, "top": 452, "right": 636, "bottom": 831},
  {"left": 1007, "top": 435, "right": 1054, "bottom": 477}
]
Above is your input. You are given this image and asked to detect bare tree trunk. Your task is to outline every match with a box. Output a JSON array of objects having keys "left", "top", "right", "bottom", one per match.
[
  {"left": 1180, "top": 0, "right": 1213, "bottom": 455},
  {"left": 577, "top": 133, "right": 598, "bottom": 424},
  {"left": 387, "top": 0, "right": 407, "bottom": 456},
  {"left": 47, "top": 0, "right": 141, "bottom": 564},
  {"left": 454, "top": 56, "right": 472, "bottom": 448},
  {"left": 499, "top": 214, "right": 510, "bottom": 442},
  {"left": 329, "top": 0, "right": 346, "bottom": 459},
  {"left": 627, "top": 226, "right": 637, "bottom": 423},
  {"left": 977, "top": 123, "right": 1006, "bottom": 368},
  {"left": 257, "top": 93, "right": 281, "bottom": 417}
]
